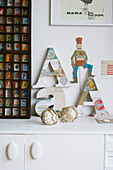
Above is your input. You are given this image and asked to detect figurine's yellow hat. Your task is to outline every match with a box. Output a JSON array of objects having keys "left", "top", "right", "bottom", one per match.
[{"left": 76, "top": 37, "right": 82, "bottom": 44}]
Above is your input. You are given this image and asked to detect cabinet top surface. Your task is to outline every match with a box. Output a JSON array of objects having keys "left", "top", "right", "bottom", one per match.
[{"left": 0, "top": 116, "right": 113, "bottom": 135}]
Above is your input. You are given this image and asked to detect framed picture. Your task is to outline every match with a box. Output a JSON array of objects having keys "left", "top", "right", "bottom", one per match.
[
  {"left": 51, "top": 0, "right": 113, "bottom": 26},
  {"left": 0, "top": 0, "right": 31, "bottom": 119}
]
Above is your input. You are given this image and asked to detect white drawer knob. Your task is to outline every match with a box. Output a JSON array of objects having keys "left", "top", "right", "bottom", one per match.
[
  {"left": 30, "top": 142, "right": 41, "bottom": 160},
  {"left": 7, "top": 143, "right": 17, "bottom": 160}
]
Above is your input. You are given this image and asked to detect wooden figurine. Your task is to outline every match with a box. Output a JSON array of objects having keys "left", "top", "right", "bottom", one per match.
[
  {"left": 33, "top": 48, "right": 71, "bottom": 88},
  {"left": 71, "top": 37, "right": 94, "bottom": 83}
]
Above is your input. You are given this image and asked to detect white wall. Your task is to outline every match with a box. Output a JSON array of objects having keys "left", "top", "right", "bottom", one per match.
[{"left": 31, "top": 0, "right": 113, "bottom": 115}]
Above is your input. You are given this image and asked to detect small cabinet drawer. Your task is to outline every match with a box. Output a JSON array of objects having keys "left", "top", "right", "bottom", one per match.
[
  {"left": 106, "top": 135, "right": 113, "bottom": 141},
  {"left": 106, "top": 141, "right": 113, "bottom": 151},
  {"left": 106, "top": 135, "right": 113, "bottom": 170},
  {"left": 106, "top": 152, "right": 113, "bottom": 166},
  {"left": 106, "top": 167, "right": 113, "bottom": 170},
  {"left": 106, "top": 135, "right": 113, "bottom": 151}
]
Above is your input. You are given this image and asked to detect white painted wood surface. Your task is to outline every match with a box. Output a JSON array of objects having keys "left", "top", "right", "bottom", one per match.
[
  {"left": 0, "top": 117, "right": 112, "bottom": 170},
  {"left": 25, "top": 134, "right": 104, "bottom": 170},
  {"left": 0, "top": 135, "right": 24, "bottom": 170},
  {"left": 0, "top": 116, "right": 113, "bottom": 135}
]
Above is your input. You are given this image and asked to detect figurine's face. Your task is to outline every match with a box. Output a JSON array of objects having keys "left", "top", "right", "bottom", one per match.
[{"left": 76, "top": 43, "right": 82, "bottom": 50}]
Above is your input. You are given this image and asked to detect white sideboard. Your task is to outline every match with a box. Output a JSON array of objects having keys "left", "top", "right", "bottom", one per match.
[{"left": 0, "top": 116, "right": 113, "bottom": 170}]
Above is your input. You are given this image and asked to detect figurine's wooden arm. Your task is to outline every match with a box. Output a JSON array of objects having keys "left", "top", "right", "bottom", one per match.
[
  {"left": 84, "top": 51, "right": 88, "bottom": 63},
  {"left": 71, "top": 51, "right": 76, "bottom": 68}
]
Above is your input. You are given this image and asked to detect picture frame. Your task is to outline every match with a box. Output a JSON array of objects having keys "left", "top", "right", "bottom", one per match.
[
  {"left": 0, "top": 0, "right": 31, "bottom": 119},
  {"left": 51, "top": 0, "right": 113, "bottom": 26}
]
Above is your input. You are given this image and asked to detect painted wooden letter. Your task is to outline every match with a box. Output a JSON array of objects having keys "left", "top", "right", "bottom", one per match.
[
  {"left": 35, "top": 87, "right": 65, "bottom": 116},
  {"left": 33, "top": 48, "right": 71, "bottom": 88},
  {"left": 77, "top": 77, "right": 109, "bottom": 117}
]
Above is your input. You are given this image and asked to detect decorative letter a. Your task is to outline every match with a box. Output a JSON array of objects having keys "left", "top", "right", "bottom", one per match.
[{"left": 33, "top": 48, "right": 71, "bottom": 88}]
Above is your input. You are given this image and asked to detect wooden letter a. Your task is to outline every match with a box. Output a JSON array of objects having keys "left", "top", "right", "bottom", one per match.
[{"left": 33, "top": 48, "right": 71, "bottom": 88}]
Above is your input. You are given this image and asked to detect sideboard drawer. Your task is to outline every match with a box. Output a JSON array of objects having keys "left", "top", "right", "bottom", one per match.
[
  {"left": 106, "top": 135, "right": 113, "bottom": 170},
  {"left": 106, "top": 135, "right": 113, "bottom": 141},
  {"left": 106, "top": 141, "right": 113, "bottom": 152},
  {"left": 106, "top": 167, "right": 113, "bottom": 170},
  {"left": 106, "top": 152, "right": 113, "bottom": 166}
]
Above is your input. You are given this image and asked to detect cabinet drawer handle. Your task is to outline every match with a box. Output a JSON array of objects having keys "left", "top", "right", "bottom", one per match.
[
  {"left": 6, "top": 143, "right": 17, "bottom": 160},
  {"left": 30, "top": 142, "right": 41, "bottom": 160}
]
